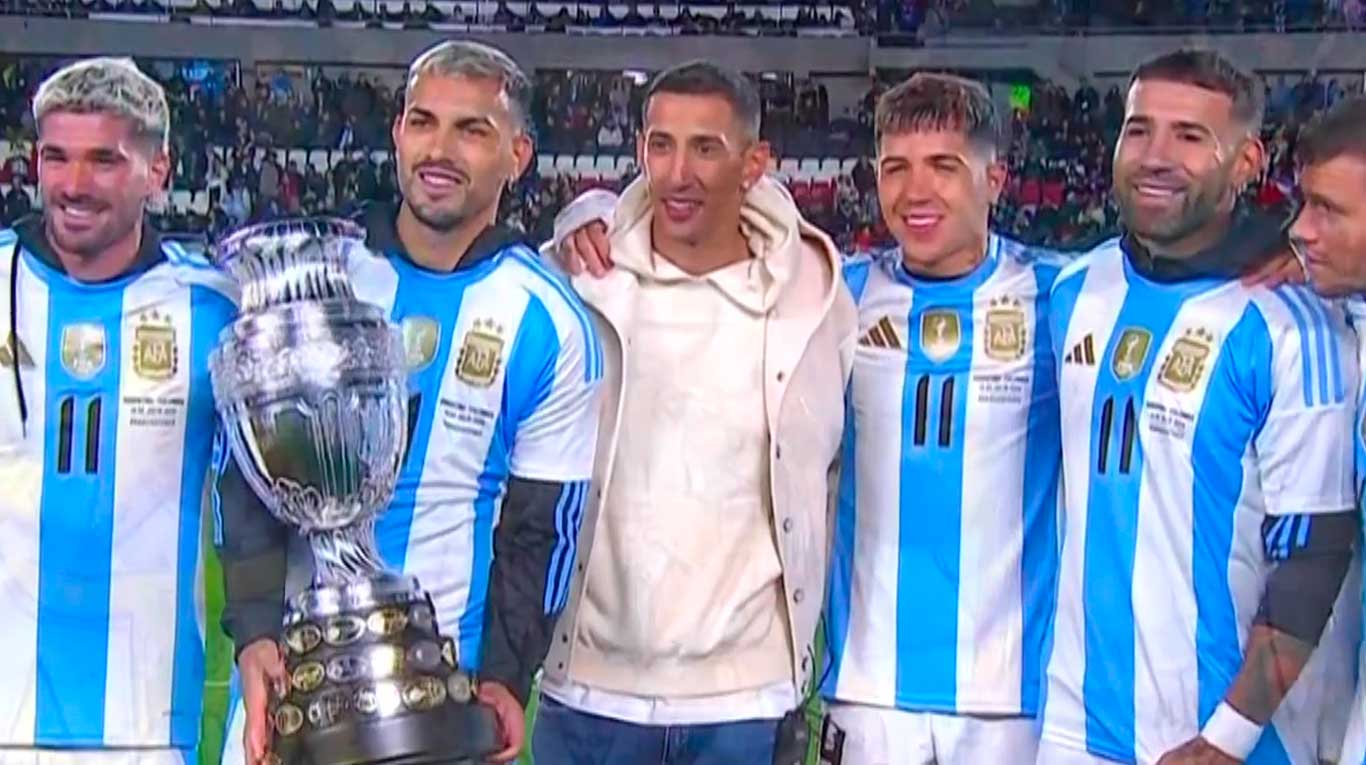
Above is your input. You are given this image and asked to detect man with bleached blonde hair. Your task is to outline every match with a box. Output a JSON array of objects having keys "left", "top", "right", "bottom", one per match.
[{"left": 0, "top": 56, "right": 238, "bottom": 765}]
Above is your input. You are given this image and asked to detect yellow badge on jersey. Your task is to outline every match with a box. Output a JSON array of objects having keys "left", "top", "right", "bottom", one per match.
[
  {"left": 132, "top": 310, "right": 178, "bottom": 380},
  {"left": 456, "top": 319, "right": 505, "bottom": 388},
  {"left": 61, "top": 323, "right": 106, "bottom": 380},
  {"left": 0, "top": 331, "right": 34, "bottom": 369},
  {"left": 985, "top": 297, "right": 1028, "bottom": 362},
  {"left": 1158, "top": 327, "right": 1214, "bottom": 393},
  {"left": 920, "top": 310, "right": 961, "bottom": 363},
  {"left": 401, "top": 316, "right": 440, "bottom": 372},
  {"left": 1111, "top": 327, "right": 1152, "bottom": 381}
]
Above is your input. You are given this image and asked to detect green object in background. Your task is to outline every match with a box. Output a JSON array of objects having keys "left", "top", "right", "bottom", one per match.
[
  {"left": 1010, "top": 83, "right": 1033, "bottom": 112},
  {"left": 200, "top": 509, "right": 233, "bottom": 765}
]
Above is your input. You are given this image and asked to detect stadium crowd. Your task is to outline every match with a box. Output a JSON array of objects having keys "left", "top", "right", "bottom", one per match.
[
  {"left": 0, "top": 54, "right": 1360, "bottom": 253},
  {"left": 3, "top": 0, "right": 1364, "bottom": 32}
]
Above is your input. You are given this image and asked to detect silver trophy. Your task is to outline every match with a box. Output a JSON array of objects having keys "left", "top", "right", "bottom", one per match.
[{"left": 209, "top": 218, "right": 497, "bottom": 765}]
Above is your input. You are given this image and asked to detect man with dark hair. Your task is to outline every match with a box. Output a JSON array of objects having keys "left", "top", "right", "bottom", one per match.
[
  {"left": 813, "top": 71, "right": 1068, "bottom": 765},
  {"left": 1040, "top": 48, "right": 1357, "bottom": 765},
  {"left": 1284, "top": 93, "right": 1366, "bottom": 765},
  {"left": 531, "top": 59, "right": 856, "bottom": 764}
]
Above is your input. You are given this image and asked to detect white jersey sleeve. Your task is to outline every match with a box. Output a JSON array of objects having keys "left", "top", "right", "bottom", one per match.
[
  {"left": 1252, "top": 286, "right": 1356, "bottom": 517},
  {"left": 504, "top": 250, "right": 604, "bottom": 482}
]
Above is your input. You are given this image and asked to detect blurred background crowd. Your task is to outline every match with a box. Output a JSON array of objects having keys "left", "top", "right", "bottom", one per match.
[{"left": 3, "top": 54, "right": 1357, "bottom": 254}]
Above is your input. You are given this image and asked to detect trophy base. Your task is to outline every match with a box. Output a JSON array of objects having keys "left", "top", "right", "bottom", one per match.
[
  {"left": 274, "top": 575, "right": 500, "bottom": 765},
  {"left": 276, "top": 699, "right": 500, "bottom": 765}
]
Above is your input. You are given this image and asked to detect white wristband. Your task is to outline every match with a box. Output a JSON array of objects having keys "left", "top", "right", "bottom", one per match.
[{"left": 1201, "top": 701, "right": 1264, "bottom": 761}]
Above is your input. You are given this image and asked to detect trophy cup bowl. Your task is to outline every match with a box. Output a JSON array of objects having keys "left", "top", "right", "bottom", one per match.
[{"left": 209, "top": 218, "right": 498, "bottom": 765}]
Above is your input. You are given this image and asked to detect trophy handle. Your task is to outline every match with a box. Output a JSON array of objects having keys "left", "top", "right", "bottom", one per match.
[{"left": 308, "top": 520, "right": 386, "bottom": 586}]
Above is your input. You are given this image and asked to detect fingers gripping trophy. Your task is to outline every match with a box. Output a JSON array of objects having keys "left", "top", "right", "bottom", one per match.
[{"left": 209, "top": 219, "right": 498, "bottom": 764}]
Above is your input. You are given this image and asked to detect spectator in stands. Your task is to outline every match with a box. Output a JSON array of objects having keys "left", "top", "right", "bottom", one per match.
[
  {"left": 596, "top": 114, "right": 625, "bottom": 153},
  {"left": 2, "top": 179, "right": 31, "bottom": 225}
]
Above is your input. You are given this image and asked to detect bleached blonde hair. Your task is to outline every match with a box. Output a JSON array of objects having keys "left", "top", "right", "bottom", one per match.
[
  {"left": 405, "top": 40, "right": 530, "bottom": 131},
  {"left": 33, "top": 57, "right": 170, "bottom": 154}
]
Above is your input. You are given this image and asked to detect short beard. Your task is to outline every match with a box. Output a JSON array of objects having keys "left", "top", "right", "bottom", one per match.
[
  {"left": 406, "top": 199, "right": 466, "bottom": 233},
  {"left": 1117, "top": 171, "right": 1231, "bottom": 252}
]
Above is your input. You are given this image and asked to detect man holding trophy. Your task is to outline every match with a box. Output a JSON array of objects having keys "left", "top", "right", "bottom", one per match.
[{"left": 213, "top": 41, "right": 603, "bottom": 765}]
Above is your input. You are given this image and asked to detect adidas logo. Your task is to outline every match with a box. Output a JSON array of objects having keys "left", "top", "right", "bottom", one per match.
[
  {"left": 859, "top": 316, "right": 903, "bottom": 350},
  {"left": 0, "top": 332, "right": 34, "bottom": 369},
  {"left": 1065, "top": 334, "right": 1096, "bottom": 366}
]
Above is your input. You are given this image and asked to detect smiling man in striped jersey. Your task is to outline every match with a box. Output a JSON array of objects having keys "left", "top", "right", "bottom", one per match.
[
  {"left": 217, "top": 39, "right": 603, "bottom": 765},
  {"left": 0, "top": 57, "right": 237, "bottom": 765},
  {"left": 1041, "top": 49, "right": 1357, "bottom": 765}
]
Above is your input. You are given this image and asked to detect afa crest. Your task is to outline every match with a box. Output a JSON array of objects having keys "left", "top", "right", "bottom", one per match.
[
  {"left": 985, "top": 297, "right": 1027, "bottom": 362},
  {"left": 60, "top": 323, "right": 106, "bottom": 380},
  {"left": 456, "top": 319, "right": 505, "bottom": 388},
  {"left": 1158, "top": 327, "right": 1215, "bottom": 393},
  {"left": 132, "top": 310, "right": 178, "bottom": 380},
  {"left": 919, "top": 310, "right": 961, "bottom": 363},
  {"left": 401, "top": 316, "right": 440, "bottom": 372}
]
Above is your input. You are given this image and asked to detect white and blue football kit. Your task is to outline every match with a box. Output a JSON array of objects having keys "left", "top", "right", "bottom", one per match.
[
  {"left": 220, "top": 211, "right": 603, "bottom": 765},
  {"left": 1040, "top": 239, "right": 1357, "bottom": 765},
  {"left": 821, "top": 235, "right": 1065, "bottom": 763},
  {"left": 1336, "top": 298, "right": 1366, "bottom": 765},
  {"left": 0, "top": 223, "right": 236, "bottom": 765}
]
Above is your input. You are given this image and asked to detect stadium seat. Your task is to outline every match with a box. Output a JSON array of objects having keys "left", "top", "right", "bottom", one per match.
[
  {"left": 371, "top": 150, "right": 390, "bottom": 167},
  {"left": 190, "top": 191, "right": 210, "bottom": 216},
  {"left": 594, "top": 155, "right": 617, "bottom": 177},
  {"left": 309, "top": 149, "right": 330, "bottom": 174},
  {"left": 574, "top": 155, "right": 596, "bottom": 175},
  {"left": 0, "top": 140, "right": 10, "bottom": 161},
  {"left": 615, "top": 155, "right": 636, "bottom": 176},
  {"left": 818, "top": 158, "right": 841, "bottom": 179},
  {"left": 840, "top": 158, "right": 858, "bottom": 175},
  {"left": 798, "top": 158, "right": 821, "bottom": 178},
  {"left": 170, "top": 190, "right": 192, "bottom": 213},
  {"left": 554, "top": 155, "right": 576, "bottom": 175},
  {"left": 778, "top": 159, "right": 799, "bottom": 179},
  {"left": 537, "top": 154, "right": 556, "bottom": 177}
]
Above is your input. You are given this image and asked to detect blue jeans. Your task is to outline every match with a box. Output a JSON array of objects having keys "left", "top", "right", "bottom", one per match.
[{"left": 531, "top": 696, "right": 779, "bottom": 765}]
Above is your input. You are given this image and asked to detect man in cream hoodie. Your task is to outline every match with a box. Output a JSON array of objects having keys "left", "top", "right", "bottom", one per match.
[{"left": 532, "top": 62, "right": 857, "bottom": 763}]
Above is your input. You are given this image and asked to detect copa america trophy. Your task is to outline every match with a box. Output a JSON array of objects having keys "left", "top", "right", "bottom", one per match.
[{"left": 209, "top": 218, "right": 498, "bottom": 765}]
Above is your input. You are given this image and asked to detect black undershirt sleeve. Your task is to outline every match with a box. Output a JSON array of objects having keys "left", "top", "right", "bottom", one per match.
[
  {"left": 1254, "top": 510, "right": 1358, "bottom": 644},
  {"left": 479, "top": 475, "right": 586, "bottom": 706}
]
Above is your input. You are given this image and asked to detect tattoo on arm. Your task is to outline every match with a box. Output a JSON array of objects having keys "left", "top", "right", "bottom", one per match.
[{"left": 1224, "top": 624, "right": 1315, "bottom": 724}]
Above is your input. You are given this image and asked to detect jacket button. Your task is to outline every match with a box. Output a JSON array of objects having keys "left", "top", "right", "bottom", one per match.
[
  {"left": 802, "top": 656, "right": 811, "bottom": 671},
  {"left": 776, "top": 371, "right": 785, "bottom": 382},
  {"left": 561, "top": 633, "right": 569, "bottom": 644},
  {"left": 782, "top": 518, "right": 793, "bottom": 532},
  {"left": 775, "top": 446, "right": 782, "bottom": 460},
  {"left": 793, "top": 589, "right": 804, "bottom": 603}
]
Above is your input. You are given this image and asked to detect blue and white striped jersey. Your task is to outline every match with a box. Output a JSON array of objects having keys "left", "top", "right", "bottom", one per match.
[
  {"left": 823, "top": 234, "right": 1066, "bottom": 717},
  {"left": 0, "top": 226, "right": 236, "bottom": 750},
  {"left": 343, "top": 238, "right": 603, "bottom": 670},
  {"left": 1041, "top": 239, "right": 1357, "bottom": 765}
]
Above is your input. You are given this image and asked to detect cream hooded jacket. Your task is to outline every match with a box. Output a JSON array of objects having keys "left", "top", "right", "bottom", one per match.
[{"left": 540, "top": 175, "right": 857, "bottom": 700}]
